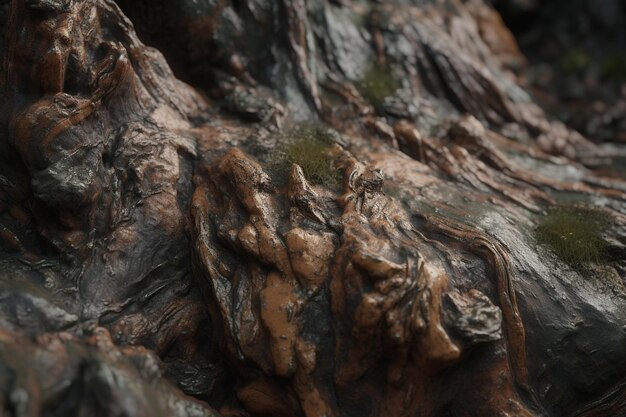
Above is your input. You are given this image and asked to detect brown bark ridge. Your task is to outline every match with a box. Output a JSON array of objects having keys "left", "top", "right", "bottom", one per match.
[{"left": 0, "top": 0, "right": 625, "bottom": 416}]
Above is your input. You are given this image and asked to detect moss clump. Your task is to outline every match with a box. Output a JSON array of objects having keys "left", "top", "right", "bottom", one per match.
[
  {"left": 357, "top": 62, "right": 400, "bottom": 105},
  {"left": 270, "top": 125, "right": 340, "bottom": 187},
  {"left": 560, "top": 49, "right": 590, "bottom": 73},
  {"left": 601, "top": 55, "right": 626, "bottom": 82},
  {"left": 535, "top": 205, "right": 614, "bottom": 273}
]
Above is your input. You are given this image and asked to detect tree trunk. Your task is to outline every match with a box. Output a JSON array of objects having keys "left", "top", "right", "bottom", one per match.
[{"left": 0, "top": 1, "right": 625, "bottom": 416}]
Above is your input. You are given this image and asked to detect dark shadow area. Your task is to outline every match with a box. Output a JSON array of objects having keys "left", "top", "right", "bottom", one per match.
[{"left": 493, "top": 0, "right": 626, "bottom": 143}]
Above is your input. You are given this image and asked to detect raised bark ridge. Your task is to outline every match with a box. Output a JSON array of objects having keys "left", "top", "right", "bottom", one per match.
[{"left": 0, "top": 1, "right": 625, "bottom": 416}]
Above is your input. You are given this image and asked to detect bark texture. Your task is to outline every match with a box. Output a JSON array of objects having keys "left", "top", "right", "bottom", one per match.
[{"left": 0, "top": 1, "right": 625, "bottom": 416}]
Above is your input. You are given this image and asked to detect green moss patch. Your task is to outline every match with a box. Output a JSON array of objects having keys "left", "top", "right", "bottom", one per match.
[
  {"left": 560, "top": 49, "right": 590, "bottom": 73},
  {"left": 357, "top": 62, "right": 400, "bottom": 106},
  {"left": 535, "top": 205, "right": 615, "bottom": 273},
  {"left": 269, "top": 124, "right": 340, "bottom": 187},
  {"left": 601, "top": 55, "right": 626, "bottom": 82}
]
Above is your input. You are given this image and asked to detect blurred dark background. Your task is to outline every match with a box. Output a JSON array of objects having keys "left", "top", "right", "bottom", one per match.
[{"left": 493, "top": 0, "right": 626, "bottom": 143}]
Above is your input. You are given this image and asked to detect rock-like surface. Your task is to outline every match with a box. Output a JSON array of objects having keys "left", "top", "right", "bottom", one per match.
[{"left": 0, "top": 0, "right": 625, "bottom": 416}]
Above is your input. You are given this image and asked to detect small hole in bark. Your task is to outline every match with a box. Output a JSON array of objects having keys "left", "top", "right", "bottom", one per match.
[{"left": 102, "top": 151, "right": 111, "bottom": 168}]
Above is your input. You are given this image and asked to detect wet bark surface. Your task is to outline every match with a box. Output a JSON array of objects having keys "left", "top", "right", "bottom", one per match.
[{"left": 0, "top": 1, "right": 625, "bottom": 416}]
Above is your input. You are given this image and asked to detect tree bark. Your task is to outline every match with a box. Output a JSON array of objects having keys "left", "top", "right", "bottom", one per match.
[{"left": 0, "top": 1, "right": 625, "bottom": 416}]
